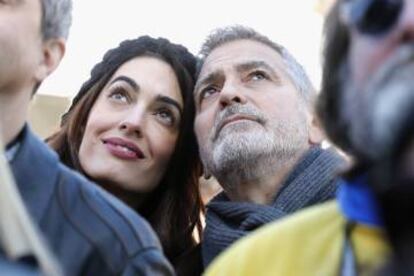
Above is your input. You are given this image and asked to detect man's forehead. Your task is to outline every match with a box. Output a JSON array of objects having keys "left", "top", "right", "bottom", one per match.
[{"left": 199, "top": 39, "right": 284, "bottom": 78}]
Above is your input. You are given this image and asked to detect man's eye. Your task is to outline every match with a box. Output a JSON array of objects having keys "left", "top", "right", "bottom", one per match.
[
  {"left": 249, "top": 71, "right": 268, "bottom": 81},
  {"left": 200, "top": 86, "right": 219, "bottom": 101}
]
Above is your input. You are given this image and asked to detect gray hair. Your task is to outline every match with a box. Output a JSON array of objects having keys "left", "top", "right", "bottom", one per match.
[
  {"left": 198, "top": 25, "right": 315, "bottom": 105},
  {"left": 40, "top": 0, "right": 72, "bottom": 40}
]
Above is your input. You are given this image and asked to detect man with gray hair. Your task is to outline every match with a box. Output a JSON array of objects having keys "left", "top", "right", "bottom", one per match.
[
  {"left": 194, "top": 25, "right": 346, "bottom": 266},
  {"left": 0, "top": 0, "right": 173, "bottom": 274}
]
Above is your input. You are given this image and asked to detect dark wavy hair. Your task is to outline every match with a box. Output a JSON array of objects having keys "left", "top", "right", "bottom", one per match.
[{"left": 47, "top": 36, "right": 203, "bottom": 272}]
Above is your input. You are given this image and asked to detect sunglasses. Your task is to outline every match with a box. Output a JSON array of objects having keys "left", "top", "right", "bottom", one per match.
[{"left": 342, "top": 0, "right": 404, "bottom": 36}]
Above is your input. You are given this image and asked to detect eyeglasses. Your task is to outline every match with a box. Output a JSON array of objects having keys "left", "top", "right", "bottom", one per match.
[{"left": 342, "top": 0, "right": 403, "bottom": 36}]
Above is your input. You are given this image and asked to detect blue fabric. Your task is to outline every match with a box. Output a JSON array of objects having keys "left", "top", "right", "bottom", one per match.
[
  {"left": 5, "top": 143, "right": 20, "bottom": 162},
  {"left": 338, "top": 175, "right": 383, "bottom": 227},
  {"left": 4, "top": 128, "right": 23, "bottom": 162},
  {"left": 0, "top": 254, "right": 39, "bottom": 276}
]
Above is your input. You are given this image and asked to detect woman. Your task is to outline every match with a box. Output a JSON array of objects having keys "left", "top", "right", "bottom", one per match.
[{"left": 48, "top": 36, "right": 203, "bottom": 275}]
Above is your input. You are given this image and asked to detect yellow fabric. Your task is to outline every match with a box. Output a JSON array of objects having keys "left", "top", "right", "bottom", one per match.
[{"left": 205, "top": 200, "right": 390, "bottom": 276}]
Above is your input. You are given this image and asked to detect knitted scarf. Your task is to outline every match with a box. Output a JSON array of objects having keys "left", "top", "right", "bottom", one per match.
[{"left": 202, "top": 146, "right": 346, "bottom": 267}]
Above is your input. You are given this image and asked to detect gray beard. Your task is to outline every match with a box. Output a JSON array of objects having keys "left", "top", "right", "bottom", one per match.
[
  {"left": 341, "top": 45, "right": 414, "bottom": 161},
  {"left": 200, "top": 105, "right": 309, "bottom": 192}
]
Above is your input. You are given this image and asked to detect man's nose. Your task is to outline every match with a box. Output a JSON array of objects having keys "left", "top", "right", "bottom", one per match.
[{"left": 219, "top": 81, "right": 247, "bottom": 110}]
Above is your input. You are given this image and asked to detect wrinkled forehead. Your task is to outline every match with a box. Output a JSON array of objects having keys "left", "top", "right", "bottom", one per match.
[{"left": 198, "top": 39, "right": 288, "bottom": 80}]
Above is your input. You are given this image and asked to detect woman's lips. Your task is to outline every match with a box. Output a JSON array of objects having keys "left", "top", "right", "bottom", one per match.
[{"left": 102, "top": 137, "right": 145, "bottom": 160}]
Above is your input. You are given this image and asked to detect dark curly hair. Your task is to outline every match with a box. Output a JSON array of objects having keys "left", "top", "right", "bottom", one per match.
[{"left": 47, "top": 36, "right": 203, "bottom": 272}]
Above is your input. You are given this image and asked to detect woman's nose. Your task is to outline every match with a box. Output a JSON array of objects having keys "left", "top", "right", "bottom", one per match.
[{"left": 118, "top": 106, "right": 146, "bottom": 137}]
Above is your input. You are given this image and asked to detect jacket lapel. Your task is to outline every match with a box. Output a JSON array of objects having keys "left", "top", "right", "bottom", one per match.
[{"left": 9, "top": 126, "right": 59, "bottom": 224}]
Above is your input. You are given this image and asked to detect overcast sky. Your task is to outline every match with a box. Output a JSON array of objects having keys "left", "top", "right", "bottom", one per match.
[{"left": 38, "top": 0, "right": 325, "bottom": 98}]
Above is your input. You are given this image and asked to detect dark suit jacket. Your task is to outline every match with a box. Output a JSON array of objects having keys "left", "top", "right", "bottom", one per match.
[{"left": 9, "top": 127, "right": 174, "bottom": 275}]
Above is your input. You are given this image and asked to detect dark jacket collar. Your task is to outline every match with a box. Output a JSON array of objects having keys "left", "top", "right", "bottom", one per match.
[
  {"left": 9, "top": 126, "right": 59, "bottom": 224},
  {"left": 5, "top": 126, "right": 25, "bottom": 162}
]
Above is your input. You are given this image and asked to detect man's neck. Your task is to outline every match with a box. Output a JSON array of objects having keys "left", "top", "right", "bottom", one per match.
[
  {"left": 221, "top": 150, "right": 306, "bottom": 205},
  {"left": 0, "top": 90, "right": 30, "bottom": 146}
]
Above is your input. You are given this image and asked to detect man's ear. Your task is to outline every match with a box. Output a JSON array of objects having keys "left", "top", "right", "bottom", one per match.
[
  {"left": 308, "top": 113, "right": 325, "bottom": 145},
  {"left": 35, "top": 38, "right": 66, "bottom": 83}
]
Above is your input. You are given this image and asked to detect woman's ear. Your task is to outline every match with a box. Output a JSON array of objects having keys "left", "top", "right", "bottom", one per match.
[
  {"left": 34, "top": 38, "right": 66, "bottom": 83},
  {"left": 308, "top": 114, "right": 325, "bottom": 145}
]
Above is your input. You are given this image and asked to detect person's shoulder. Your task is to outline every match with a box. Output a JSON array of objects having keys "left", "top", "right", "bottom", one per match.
[
  {"left": 57, "top": 164, "right": 161, "bottom": 249},
  {"left": 205, "top": 200, "right": 344, "bottom": 276},
  {"left": 226, "top": 200, "right": 342, "bottom": 251},
  {"left": 55, "top": 164, "right": 173, "bottom": 273}
]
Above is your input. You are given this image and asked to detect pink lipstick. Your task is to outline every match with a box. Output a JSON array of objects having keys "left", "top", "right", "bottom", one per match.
[{"left": 102, "top": 137, "right": 145, "bottom": 160}]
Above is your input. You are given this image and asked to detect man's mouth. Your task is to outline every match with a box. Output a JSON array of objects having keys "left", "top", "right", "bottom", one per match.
[{"left": 214, "top": 114, "right": 261, "bottom": 140}]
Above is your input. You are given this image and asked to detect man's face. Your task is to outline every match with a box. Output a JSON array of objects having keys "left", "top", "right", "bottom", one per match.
[
  {"left": 0, "top": 0, "right": 44, "bottom": 94},
  {"left": 338, "top": 0, "right": 414, "bottom": 158},
  {"left": 194, "top": 40, "right": 311, "bottom": 181}
]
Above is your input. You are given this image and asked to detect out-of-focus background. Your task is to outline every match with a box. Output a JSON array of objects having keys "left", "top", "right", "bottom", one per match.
[{"left": 29, "top": 0, "right": 334, "bottom": 202}]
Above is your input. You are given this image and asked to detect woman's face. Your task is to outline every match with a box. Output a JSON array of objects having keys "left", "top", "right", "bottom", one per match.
[{"left": 79, "top": 56, "right": 183, "bottom": 197}]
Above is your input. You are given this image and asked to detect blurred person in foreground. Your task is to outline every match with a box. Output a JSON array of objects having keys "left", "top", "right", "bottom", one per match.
[
  {"left": 194, "top": 25, "right": 346, "bottom": 267},
  {"left": 0, "top": 0, "right": 173, "bottom": 274},
  {"left": 205, "top": 1, "right": 414, "bottom": 275},
  {"left": 0, "top": 127, "right": 54, "bottom": 275},
  {"left": 48, "top": 36, "right": 204, "bottom": 276}
]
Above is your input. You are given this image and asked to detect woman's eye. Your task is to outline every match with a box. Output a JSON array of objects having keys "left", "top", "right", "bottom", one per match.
[
  {"left": 156, "top": 109, "right": 175, "bottom": 126},
  {"left": 108, "top": 88, "right": 129, "bottom": 103}
]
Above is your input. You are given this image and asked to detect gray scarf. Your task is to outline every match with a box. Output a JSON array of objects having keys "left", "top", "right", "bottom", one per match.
[{"left": 202, "top": 146, "right": 346, "bottom": 267}]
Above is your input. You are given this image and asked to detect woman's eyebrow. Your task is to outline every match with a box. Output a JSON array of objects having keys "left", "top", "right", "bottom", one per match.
[
  {"left": 109, "top": 76, "right": 140, "bottom": 92},
  {"left": 155, "top": 94, "right": 183, "bottom": 115}
]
